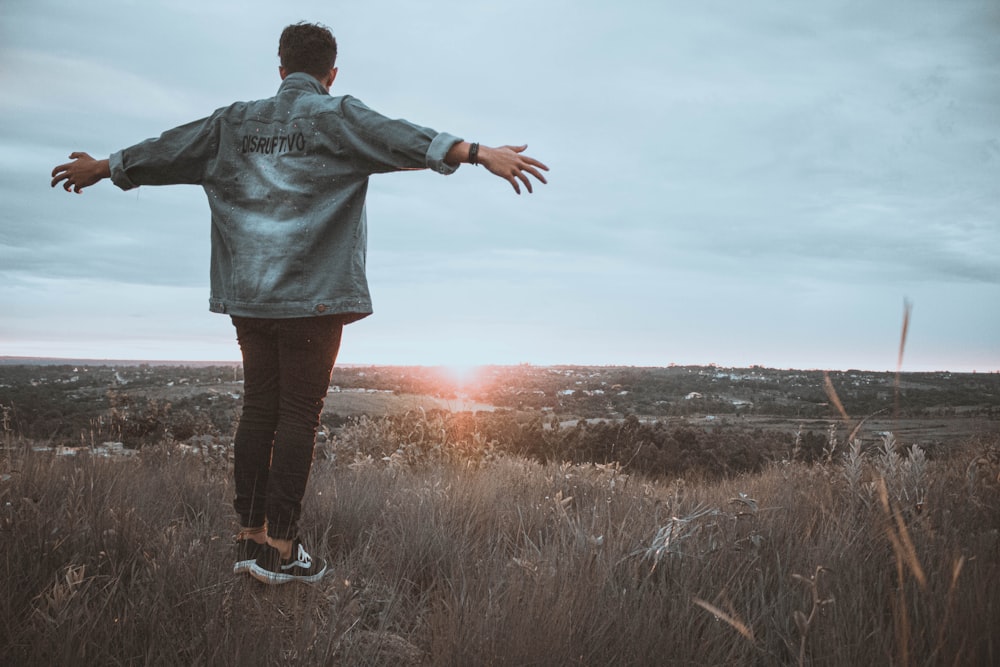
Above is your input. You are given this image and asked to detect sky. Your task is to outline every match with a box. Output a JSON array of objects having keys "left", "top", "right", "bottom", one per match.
[{"left": 1, "top": 0, "right": 998, "bottom": 372}]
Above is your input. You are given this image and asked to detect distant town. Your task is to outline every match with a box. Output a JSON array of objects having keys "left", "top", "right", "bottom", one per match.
[{"left": 2, "top": 360, "right": 997, "bottom": 452}]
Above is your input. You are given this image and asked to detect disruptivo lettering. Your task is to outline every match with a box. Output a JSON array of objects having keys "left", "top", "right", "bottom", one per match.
[{"left": 240, "top": 132, "right": 307, "bottom": 154}]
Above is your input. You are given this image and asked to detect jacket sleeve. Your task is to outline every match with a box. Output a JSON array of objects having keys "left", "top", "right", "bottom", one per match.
[
  {"left": 109, "top": 115, "right": 220, "bottom": 190},
  {"left": 333, "top": 96, "right": 463, "bottom": 176}
]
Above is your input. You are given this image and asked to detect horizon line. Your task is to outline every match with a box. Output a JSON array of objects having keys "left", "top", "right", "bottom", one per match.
[{"left": 0, "top": 355, "right": 995, "bottom": 375}]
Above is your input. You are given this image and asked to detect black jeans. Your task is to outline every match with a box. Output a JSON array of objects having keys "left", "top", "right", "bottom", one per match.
[{"left": 231, "top": 315, "right": 344, "bottom": 540}]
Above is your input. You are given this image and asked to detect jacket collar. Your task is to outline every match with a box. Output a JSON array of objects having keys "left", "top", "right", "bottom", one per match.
[{"left": 278, "top": 72, "right": 329, "bottom": 95}]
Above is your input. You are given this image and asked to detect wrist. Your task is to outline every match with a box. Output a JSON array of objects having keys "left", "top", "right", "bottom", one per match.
[{"left": 445, "top": 140, "right": 471, "bottom": 167}]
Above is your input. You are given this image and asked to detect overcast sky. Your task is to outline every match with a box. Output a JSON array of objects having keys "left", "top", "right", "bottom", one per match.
[{"left": 1, "top": 0, "right": 998, "bottom": 371}]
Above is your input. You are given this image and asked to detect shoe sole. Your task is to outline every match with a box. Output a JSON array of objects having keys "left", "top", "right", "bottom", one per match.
[
  {"left": 249, "top": 561, "right": 327, "bottom": 585},
  {"left": 234, "top": 559, "right": 255, "bottom": 575}
]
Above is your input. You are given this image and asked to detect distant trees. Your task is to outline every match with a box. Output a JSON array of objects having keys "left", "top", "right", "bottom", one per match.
[
  {"left": 0, "top": 365, "right": 239, "bottom": 446},
  {"left": 332, "top": 409, "right": 793, "bottom": 481}
]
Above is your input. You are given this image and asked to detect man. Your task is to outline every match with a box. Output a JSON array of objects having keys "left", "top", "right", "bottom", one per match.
[{"left": 50, "top": 22, "right": 548, "bottom": 585}]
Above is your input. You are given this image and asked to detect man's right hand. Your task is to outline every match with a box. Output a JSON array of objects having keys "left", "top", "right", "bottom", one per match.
[{"left": 51, "top": 152, "right": 111, "bottom": 194}]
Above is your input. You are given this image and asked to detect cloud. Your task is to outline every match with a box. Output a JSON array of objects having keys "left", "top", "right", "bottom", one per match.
[{"left": 0, "top": 49, "right": 201, "bottom": 121}]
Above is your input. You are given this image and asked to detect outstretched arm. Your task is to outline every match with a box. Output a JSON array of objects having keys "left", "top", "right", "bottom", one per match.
[
  {"left": 445, "top": 142, "right": 548, "bottom": 195},
  {"left": 51, "top": 152, "right": 110, "bottom": 194}
]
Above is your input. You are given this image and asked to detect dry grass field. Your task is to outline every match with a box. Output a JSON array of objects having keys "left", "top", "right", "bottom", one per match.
[{"left": 2, "top": 413, "right": 998, "bottom": 666}]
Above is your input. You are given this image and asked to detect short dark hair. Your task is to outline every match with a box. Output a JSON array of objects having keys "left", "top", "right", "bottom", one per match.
[{"left": 278, "top": 22, "right": 337, "bottom": 78}]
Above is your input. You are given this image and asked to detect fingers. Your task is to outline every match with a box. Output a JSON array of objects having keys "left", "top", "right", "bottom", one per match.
[
  {"left": 486, "top": 144, "right": 549, "bottom": 194},
  {"left": 518, "top": 171, "right": 532, "bottom": 194},
  {"left": 506, "top": 169, "right": 541, "bottom": 195},
  {"left": 51, "top": 169, "right": 83, "bottom": 193},
  {"left": 521, "top": 156, "right": 549, "bottom": 172},
  {"left": 51, "top": 154, "right": 79, "bottom": 189},
  {"left": 51, "top": 161, "right": 70, "bottom": 179},
  {"left": 514, "top": 158, "right": 548, "bottom": 193},
  {"left": 500, "top": 166, "right": 529, "bottom": 195},
  {"left": 51, "top": 171, "right": 71, "bottom": 190},
  {"left": 504, "top": 165, "right": 546, "bottom": 195},
  {"left": 522, "top": 165, "right": 548, "bottom": 185},
  {"left": 51, "top": 152, "right": 93, "bottom": 192},
  {"left": 508, "top": 147, "right": 549, "bottom": 191},
  {"left": 51, "top": 169, "right": 78, "bottom": 191},
  {"left": 505, "top": 145, "right": 552, "bottom": 173}
]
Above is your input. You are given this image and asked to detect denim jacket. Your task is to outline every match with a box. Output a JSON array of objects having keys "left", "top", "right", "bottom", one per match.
[{"left": 109, "top": 72, "right": 462, "bottom": 321}]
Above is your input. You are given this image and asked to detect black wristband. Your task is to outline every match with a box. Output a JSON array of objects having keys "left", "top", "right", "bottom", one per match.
[{"left": 469, "top": 142, "right": 480, "bottom": 166}]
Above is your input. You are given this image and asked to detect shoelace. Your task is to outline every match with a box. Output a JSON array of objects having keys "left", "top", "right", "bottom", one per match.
[{"left": 295, "top": 544, "right": 312, "bottom": 566}]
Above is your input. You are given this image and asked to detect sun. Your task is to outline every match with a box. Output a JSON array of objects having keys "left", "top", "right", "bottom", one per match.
[{"left": 439, "top": 363, "right": 482, "bottom": 389}]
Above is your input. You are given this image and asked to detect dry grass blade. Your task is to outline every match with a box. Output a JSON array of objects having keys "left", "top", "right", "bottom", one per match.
[
  {"left": 823, "top": 372, "right": 850, "bottom": 423},
  {"left": 896, "top": 299, "right": 912, "bottom": 380},
  {"left": 949, "top": 556, "right": 965, "bottom": 595},
  {"left": 892, "top": 512, "right": 926, "bottom": 590},
  {"left": 930, "top": 556, "right": 966, "bottom": 663},
  {"left": 790, "top": 566, "right": 834, "bottom": 666},
  {"left": 877, "top": 477, "right": 926, "bottom": 590},
  {"left": 692, "top": 597, "right": 755, "bottom": 643},
  {"left": 877, "top": 475, "right": 929, "bottom": 667},
  {"left": 824, "top": 370, "right": 888, "bottom": 443},
  {"left": 895, "top": 299, "right": 912, "bottom": 422},
  {"left": 846, "top": 409, "right": 887, "bottom": 445}
]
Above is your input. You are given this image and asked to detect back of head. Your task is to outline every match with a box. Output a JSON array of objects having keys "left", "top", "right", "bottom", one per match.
[{"left": 278, "top": 22, "right": 338, "bottom": 79}]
